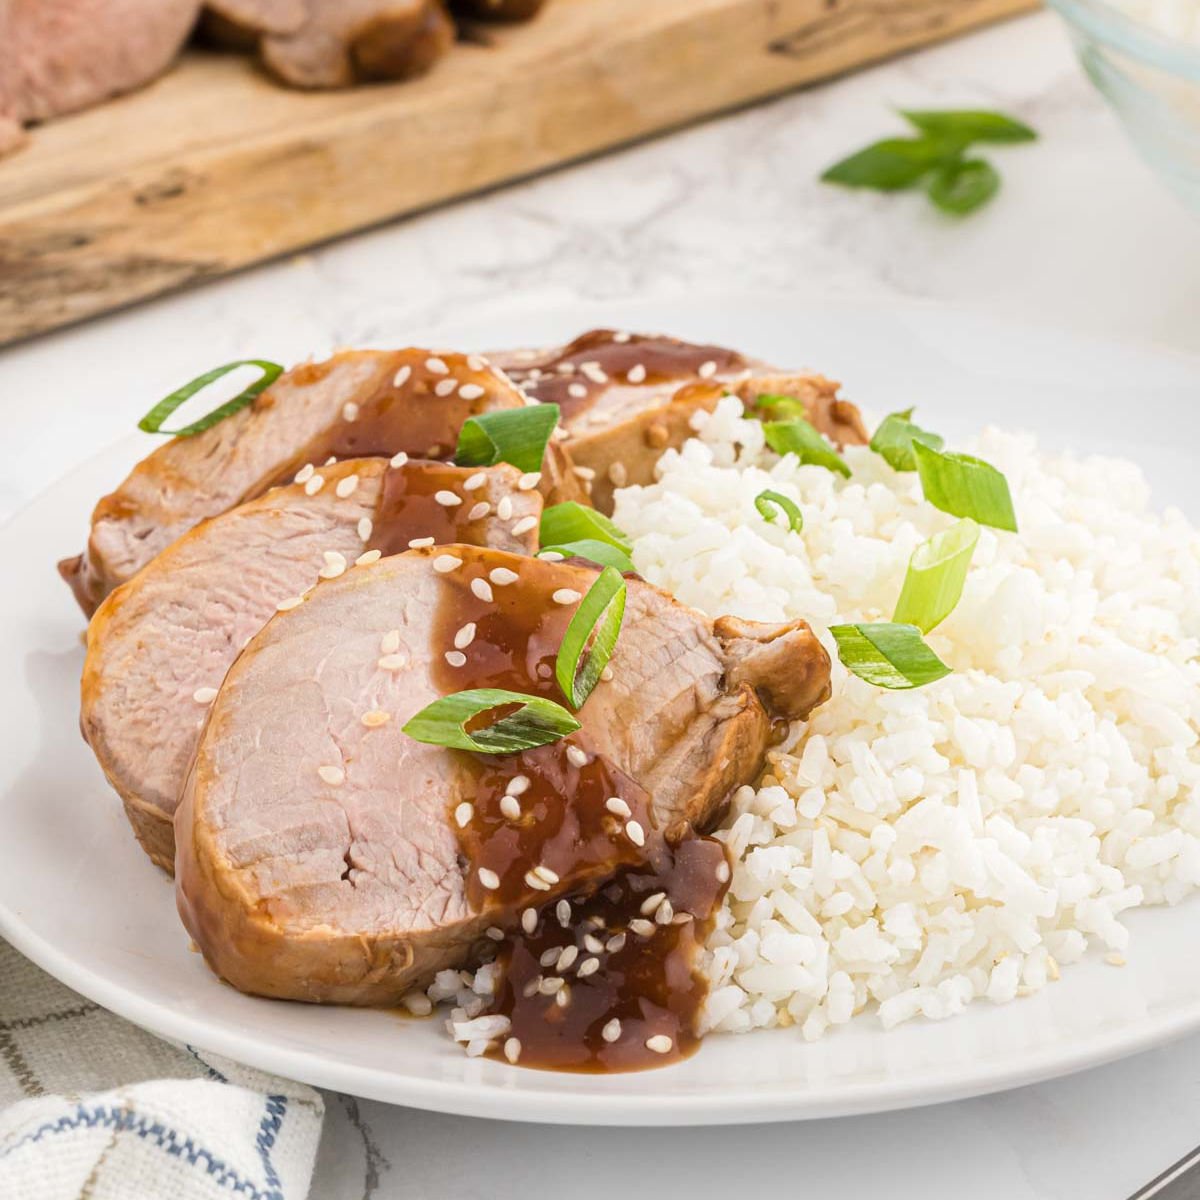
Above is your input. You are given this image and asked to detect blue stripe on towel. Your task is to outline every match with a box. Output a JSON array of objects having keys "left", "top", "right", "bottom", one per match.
[{"left": 0, "top": 1094, "right": 293, "bottom": 1200}]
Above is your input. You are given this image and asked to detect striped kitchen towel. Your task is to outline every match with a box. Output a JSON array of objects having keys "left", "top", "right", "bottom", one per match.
[{"left": 0, "top": 940, "right": 323, "bottom": 1199}]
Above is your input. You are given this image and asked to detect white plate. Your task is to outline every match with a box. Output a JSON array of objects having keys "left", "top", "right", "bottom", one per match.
[{"left": 4, "top": 295, "right": 1200, "bottom": 1126}]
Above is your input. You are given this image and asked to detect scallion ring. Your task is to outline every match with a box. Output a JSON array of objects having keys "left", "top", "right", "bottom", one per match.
[
  {"left": 402, "top": 688, "right": 580, "bottom": 754},
  {"left": 893, "top": 519, "right": 979, "bottom": 633},
  {"left": 829, "top": 622, "right": 951, "bottom": 690},
  {"left": 540, "top": 502, "right": 632, "bottom": 553},
  {"left": 454, "top": 403, "right": 560, "bottom": 475},
  {"left": 754, "top": 489, "right": 804, "bottom": 532},
  {"left": 869, "top": 408, "right": 945, "bottom": 472},
  {"left": 763, "top": 418, "right": 851, "bottom": 478},
  {"left": 137, "top": 360, "right": 283, "bottom": 437},
  {"left": 555, "top": 566, "right": 627, "bottom": 709},
  {"left": 913, "top": 441, "right": 1017, "bottom": 532}
]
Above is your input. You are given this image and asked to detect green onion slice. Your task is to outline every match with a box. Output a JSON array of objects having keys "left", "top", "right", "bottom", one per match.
[
  {"left": 753, "top": 393, "right": 808, "bottom": 422},
  {"left": 555, "top": 566, "right": 627, "bottom": 710},
  {"left": 913, "top": 441, "right": 1018, "bottom": 532},
  {"left": 869, "top": 408, "right": 945, "bottom": 472},
  {"left": 137, "top": 360, "right": 283, "bottom": 437},
  {"left": 754, "top": 489, "right": 804, "bottom": 532},
  {"left": 540, "top": 502, "right": 632, "bottom": 553},
  {"left": 539, "top": 539, "right": 635, "bottom": 573},
  {"left": 893, "top": 519, "right": 979, "bottom": 633},
  {"left": 454, "top": 403, "right": 560, "bottom": 475},
  {"left": 829, "top": 623, "right": 951, "bottom": 690},
  {"left": 763, "top": 418, "right": 851, "bottom": 478},
  {"left": 402, "top": 688, "right": 580, "bottom": 754}
]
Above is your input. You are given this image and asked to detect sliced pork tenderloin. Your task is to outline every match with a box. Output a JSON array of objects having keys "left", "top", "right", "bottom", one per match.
[
  {"left": 495, "top": 330, "right": 869, "bottom": 512},
  {"left": 60, "top": 347, "right": 580, "bottom": 616},
  {"left": 176, "top": 544, "right": 830, "bottom": 1004},
  {"left": 83, "top": 458, "right": 539, "bottom": 873}
]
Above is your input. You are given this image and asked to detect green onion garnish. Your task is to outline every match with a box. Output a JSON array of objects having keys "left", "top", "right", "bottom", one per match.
[
  {"left": 763, "top": 418, "right": 851, "bottom": 478},
  {"left": 540, "top": 502, "right": 632, "bottom": 554},
  {"left": 913, "top": 442, "right": 1017, "bottom": 532},
  {"left": 829, "top": 622, "right": 951, "bottom": 690},
  {"left": 555, "top": 566, "right": 627, "bottom": 710},
  {"left": 454, "top": 403, "right": 560, "bottom": 475},
  {"left": 869, "top": 408, "right": 945, "bottom": 472},
  {"left": 137, "top": 360, "right": 283, "bottom": 437},
  {"left": 753, "top": 393, "right": 808, "bottom": 422},
  {"left": 754, "top": 489, "right": 804, "bottom": 533},
  {"left": 402, "top": 687, "right": 580, "bottom": 754},
  {"left": 539, "top": 540, "right": 635, "bottom": 573},
  {"left": 893, "top": 519, "right": 979, "bottom": 633}
]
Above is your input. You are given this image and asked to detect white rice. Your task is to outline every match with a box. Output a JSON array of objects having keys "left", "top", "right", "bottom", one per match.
[
  {"left": 614, "top": 396, "right": 1200, "bottom": 1040},
  {"left": 1103, "top": 0, "right": 1200, "bottom": 45}
]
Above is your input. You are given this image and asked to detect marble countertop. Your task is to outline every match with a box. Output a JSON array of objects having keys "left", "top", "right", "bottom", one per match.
[{"left": 4, "top": 8, "right": 1200, "bottom": 1199}]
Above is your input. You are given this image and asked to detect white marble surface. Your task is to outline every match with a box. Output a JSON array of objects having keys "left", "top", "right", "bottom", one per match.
[{"left": 4, "top": 8, "right": 1200, "bottom": 1199}]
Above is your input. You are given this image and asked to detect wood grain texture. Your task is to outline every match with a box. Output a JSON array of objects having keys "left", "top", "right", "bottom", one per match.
[{"left": 0, "top": 0, "right": 1037, "bottom": 345}]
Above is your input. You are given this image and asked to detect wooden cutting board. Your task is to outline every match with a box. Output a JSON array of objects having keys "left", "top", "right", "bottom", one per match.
[{"left": 0, "top": 0, "right": 1035, "bottom": 347}]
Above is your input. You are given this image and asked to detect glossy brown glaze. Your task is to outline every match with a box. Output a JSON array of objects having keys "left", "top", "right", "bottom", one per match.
[{"left": 429, "top": 546, "right": 729, "bottom": 1072}]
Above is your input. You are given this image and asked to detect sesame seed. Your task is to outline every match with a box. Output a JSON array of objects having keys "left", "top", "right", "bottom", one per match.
[
  {"left": 504, "top": 1037, "right": 521, "bottom": 1064},
  {"left": 627, "top": 364, "right": 647, "bottom": 384},
  {"left": 580, "top": 362, "right": 607, "bottom": 384},
  {"left": 511, "top": 516, "right": 538, "bottom": 536},
  {"left": 319, "top": 551, "right": 347, "bottom": 579},
  {"left": 276, "top": 595, "right": 304, "bottom": 612},
  {"left": 455, "top": 802, "right": 474, "bottom": 828},
  {"left": 556, "top": 946, "right": 579, "bottom": 972},
  {"left": 435, "top": 378, "right": 458, "bottom": 397},
  {"left": 381, "top": 629, "right": 401, "bottom": 654},
  {"left": 342, "top": 401, "right": 360, "bottom": 422},
  {"left": 600, "top": 666, "right": 614, "bottom": 682},
  {"left": 478, "top": 868, "right": 501, "bottom": 891},
  {"left": 602, "top": 1018, "right": 622, "bottom": 1042},
  {"left": 378, "top": 653, "right": 406, "bottom": 670},
  {"left": 715, "top": 861, "right": 731, "bottom": 883},
  {"left": 518, "top": 472, "right": 542, "bottom": 491},
  {"left": 318, "top": 765, "right": 345, "bottom": 786},
  {"left": 556, "top": 362, "right": 575, "bottom": 375},
  {"left": 304, "top": 474, "right": 325, "bottom": 496},
  {"left": 426, "top": 444, "right": 442, "bottom": 457},
  {"left": 390, "top": 450, "right": 409, "bottom": 468},
  {"left": 489, "top": 567, "right": 519, "bottom": 586},
  {"left": 1106, "top": 953, "right": 1127, "bottom": 967},
  {"left": 521, "top": 907, "right": 538, "bottom": 935},
  {"left": 356, "top": 549, "right": 382, "bottom": 566},
  {"left": 605, "top": 797, "right": 631, "bottom": 818},
  {"left": 394, "top": 365, "right": 412, "bottom": 387},
  {"left": 577, "top": 957, "right": 600, "bottom": 978},
  {"left": 434, "top": 490, "right": 462, "bottom": 507},
  {"left": 646, "top": 1035, "right": 673, "bottom": 1054},
  {"left": 486, "top": 926, "right": 504, "bottom": 941},
  {"left": 467, "top": 502, "right": 490, "bottom": 521},
  {"left": 540, "top": 976, "right": 565, "bottom": 995},
  {"left": 463, "top": 472, "right": 487, "bottom": 491},
  {"left": 459, "top": 383, "right": 486, "bottom": 400},
  {"left": 499, "top": 795, "right": 521, "bottom": 820},
  {"left": 655, "top": 899, "right": 674, "bottom": 924},
  {"left": 626, "top": 820, "right": 646, "bottom": 847},
  {"left": 357, "top": 517, "right": 373, "bottom": 541},
  {"left": 698, "top": 360, "right": 718, "bottom": 379},
  {"left": 336, "top": 474, "right": 359, "bottom": 498},
  {"left": 533, "top": 864, "right": 559, "bottom": 885},
  {"left": 629, "top": 919, "right": 655, "bottom": 938},
  {"left": 506, "top": 775, "right": 530, "bottom": 796},
  {"left": 556, "top": 987, "right": 570, "bottom": 1006},
  {"left": 583, "top": 933, "right": 604, "bottom": 954},
  {"left": 567, "top": 383, "right": 587, "bottom": 399},
  {"left": 606, "top": 933, "right": 626, "bottom": 954},
  {"left": 539, "top": 551, "right": 565, "bottom": 562},
  {"left": 613, "top": 331, "right": 632, "bottom": 344},
  {"left": 607, "top": 462, "right": 627, "bottom": 487},
  {"left": 553, "top": 588, "right": 582, "bottom": 605},
  {"left": 522, "top": 978, "right": 541, "bottom": 999},
  {"left": 556, "top": 899, "right": 572, "bottom": 927},
  {"left": 433, "top": 554, "right": 463, "bottom": 573},
  {"left": 325, "top": 456, "right": 337, "bottom": 466},
  {"left": 497, "top": 496, "right": 514, "bottom": 520},
  {"left": 468, "top": 355, "right": 486, "bottom": 371},
  {"left": 540, "top": 946, "right": 560, "bottom": 968},
  {"left": 362, "top": 709, "right": 390, "bottom": 728},
  {"left": 401, "top": 991, "right": 433, "bottom": 1016},
  {"left": 408, "top": 537, "right": 435, "bottom": 549},
  {"left": 445, "top": 650, "right": 467, "bottom": 668},
  {"left": 567, "top": 746, "right": 588, "bottom": 768},
  {"left": 639, "top": 892, "right": 666, "bottom": 916},
  {"left": 192, "top": 687, "right": 218, "bottom": 704},
  {"left": 454, "top": 622, "right": 477, "bottom": 649},
  {"left": 471, "top": 578, "right": 494, "bottom": 602},
  {"left": 294, "top": 463, "right": 314, "bottom": 483},
  {"left": 672, "top": 912, "right": 694, "bottom": 925},
  {"left": 573, "top": 465, "right": 596, "bottom": 481},
  {"left": 524, "top": 870, "right": 552, "bottom": 892},
  {"left": 425, "top": 356, "right": 449, "bottom": 375}
]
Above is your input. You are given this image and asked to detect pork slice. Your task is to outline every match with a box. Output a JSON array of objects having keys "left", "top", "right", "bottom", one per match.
[
  {"left": 494, "top": 330, "right": 869, "bottom": 513},
  {"left": 0, "top": 0, "right": 200, "bottom": 146},
  {"left": 260, "top": 0, "right": 455, "bottom": 88},
  {"left": 84, "top": 458, "right": 539, "bottom": 873},
  {"left": 60, "top": 347, "right": 579, "bottom": 615},
  {"left": 176, "top": 545, "right": 829, "bottom": 1003}
]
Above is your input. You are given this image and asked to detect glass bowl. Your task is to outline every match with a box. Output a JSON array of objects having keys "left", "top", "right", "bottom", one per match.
[{"left": 1047, "top": 0, "right": 1200, "bottom": 211}]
